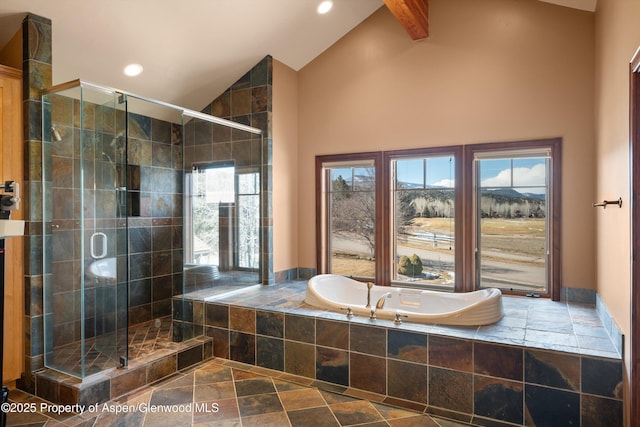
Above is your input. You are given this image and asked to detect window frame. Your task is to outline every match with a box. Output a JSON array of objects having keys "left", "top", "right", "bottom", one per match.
[
  {"left": 315, "top": 152, "right": 384, "bottom": 281},
  {"left": 185, "top": 161, "right": 262, "bottom": 272},
  {"left": 236, "top": 169, "right": 261, "bottom": 271},
  {"left": 383, "top": 146, "right": 464, "bottom": 292},
  {"left": 315, "top": 138, "right": 561, "bottom": 300},
  {"left": 463, "top": 138, "right": 562, "bottom": 299}
]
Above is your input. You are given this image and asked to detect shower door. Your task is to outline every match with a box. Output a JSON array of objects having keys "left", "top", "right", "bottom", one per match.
[{"left": 43, "top": 83, "right": 129, "bottom": 378}]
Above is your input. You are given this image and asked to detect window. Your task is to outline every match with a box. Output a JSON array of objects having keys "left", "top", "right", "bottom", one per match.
[
  {"left": 317, "top": 139, "right": 561, "bottom": 299},
  {"left": 386, "top": 147, "right": 462, "bottom": 290},
  {"left": 187, "top": 165, "right": 235, "bottom": 266},
  {"left": 466, "top": 141, "right": 561, "bottom": 298},
  {"left": 185, "top": 163, "right": 261, "bottom": 272},
  {"left": 237, "top": 172, "right": 260, "bottom": 269},
  {"left": 316, "top": 153, "right": 383, "bottom": 281}
]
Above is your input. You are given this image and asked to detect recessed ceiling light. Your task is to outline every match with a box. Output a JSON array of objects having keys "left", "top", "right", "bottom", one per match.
[
  {"left": 123, "top": 63, "right": 143, "bottom": 77},
  {"left": 317, "top": 1, "right": 333, "bottom": 14}
]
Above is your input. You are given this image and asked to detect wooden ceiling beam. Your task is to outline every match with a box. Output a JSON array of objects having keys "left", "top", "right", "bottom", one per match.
[{"left": 383, "top": 0, "right": 429, "bottom": 40}]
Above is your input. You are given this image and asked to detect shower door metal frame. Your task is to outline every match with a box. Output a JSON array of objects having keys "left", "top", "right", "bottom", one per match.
[{"left": 43, "top": 80, "right": 263, "bottom": 135}]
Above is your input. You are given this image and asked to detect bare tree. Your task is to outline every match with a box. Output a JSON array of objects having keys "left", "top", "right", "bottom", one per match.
[{"left": 330, "top": 173, "right": 376, "bottom": 257}]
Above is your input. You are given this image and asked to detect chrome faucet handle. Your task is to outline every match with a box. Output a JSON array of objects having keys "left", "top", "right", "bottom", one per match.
[
  {"left": 340, "top": 307, "right": 354, "bottom": 318},
  {"left": 394, "top": 313, "right": 409, "bottom": 325}
]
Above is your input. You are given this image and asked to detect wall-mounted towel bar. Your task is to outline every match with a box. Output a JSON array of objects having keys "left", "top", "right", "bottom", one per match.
[{"left": 592, "top": 197, "right": 623, "bottom": 209}]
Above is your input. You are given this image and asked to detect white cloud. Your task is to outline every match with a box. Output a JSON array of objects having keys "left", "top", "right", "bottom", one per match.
[
  {"left": 433, "top": 179, "right": 455, "bottom": 188},
  {"left": 482, "top": 163, "right": 546, "bottom": 188}
]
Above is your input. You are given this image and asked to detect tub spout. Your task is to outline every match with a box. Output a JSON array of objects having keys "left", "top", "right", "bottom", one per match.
[
  {"left": 370, "top": 292, "right": 392, "bottom": 320},
  {"left": 366, "top": 282, "right": 374, "bottom": 308},
  {"left": 376, "top": 292, "right": 392, "bottom": 310}
]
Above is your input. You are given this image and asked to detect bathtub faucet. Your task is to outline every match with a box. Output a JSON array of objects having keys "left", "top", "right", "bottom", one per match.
[
  {"left": 366, "top": 282, "right": 374, "bottom": 308},
  {"left": 370, "top": 292, "right": 392, "bottom": 320},
  {"left": 376, "top": 292, "right": 392, "bottom": 309}
]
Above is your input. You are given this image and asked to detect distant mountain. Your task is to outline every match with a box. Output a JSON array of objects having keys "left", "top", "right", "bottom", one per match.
[
  {"left": 481, "top": 188, "right": 545, "bottom": 201},
  {"left": 397, "top": 182, "right": 545, "bottom": 199},
  {"left": 398, "top": 182, "right": 424, "bottom": 189},
  {"left": 396, "top": 182, "right": 452, "bottom": 190},
  {"left": 339, "top": 176, "right": 545, "bottom": 202}
]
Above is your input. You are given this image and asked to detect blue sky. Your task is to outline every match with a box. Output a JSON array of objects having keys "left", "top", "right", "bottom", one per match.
[
  {"left": 478, "top": 158, "right": 547, "bottom": 193},
  {"left": 396, "top": 156, "right": 455, "bottom": 188},
  {"left": 330, "top": 156, "right": 548, "bottom": 193},
  {"left": 396, "top": 156, "right": 547, "bottom": 193}
]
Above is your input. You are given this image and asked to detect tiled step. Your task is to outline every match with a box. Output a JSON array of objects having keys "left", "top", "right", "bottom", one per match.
[{"left": 30, "top": 336, "right": 212, "bottom": 406}]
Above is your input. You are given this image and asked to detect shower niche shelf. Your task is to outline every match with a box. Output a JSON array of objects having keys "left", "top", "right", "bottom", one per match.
[{"left": 127, "top": 165, "right": 141, "bottom": 217}]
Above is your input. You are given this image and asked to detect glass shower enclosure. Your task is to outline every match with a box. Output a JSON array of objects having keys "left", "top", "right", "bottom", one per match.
[
  {"left": 43, "top": 83, "right": 129, "bottom": 378},
  {"left": 42, "top": 80, "right": 264, "bottom": 379}
]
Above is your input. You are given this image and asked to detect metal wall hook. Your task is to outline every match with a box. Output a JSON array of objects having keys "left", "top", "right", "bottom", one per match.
[{"left": 592, "top": 197, "right": 623, "bottom": 209}]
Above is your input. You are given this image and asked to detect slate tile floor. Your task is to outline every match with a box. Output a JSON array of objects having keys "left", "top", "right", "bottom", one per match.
[{"left": 7, "top": 358, "right": 469, "bottom": 426}]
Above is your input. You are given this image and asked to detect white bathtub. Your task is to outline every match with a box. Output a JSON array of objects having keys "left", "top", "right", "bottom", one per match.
[
  {"left": 304, "top": 274, "right": 503, "bottom": 326},
  {"left": 87, "top": 257, "right": 117, "bottom": 282}
]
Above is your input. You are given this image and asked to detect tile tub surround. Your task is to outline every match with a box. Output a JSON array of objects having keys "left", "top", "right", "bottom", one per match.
[{"left": 181, "top": 280, "right": 623, "bottom": 426}]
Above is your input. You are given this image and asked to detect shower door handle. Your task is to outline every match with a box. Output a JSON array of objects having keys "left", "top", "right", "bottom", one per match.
[{"left": 91, "top": 232, "right": 108, "bottom": 259}]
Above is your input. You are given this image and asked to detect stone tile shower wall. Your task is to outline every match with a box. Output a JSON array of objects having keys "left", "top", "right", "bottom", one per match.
[
  {"left": 183, "top": 55, "right": 273, "bottom": 286},
  {"left": 21, "top": 13, "right": 52, "bottom": 394},
  {"left": 126, "top": 113, "right": 184, "bottom": 325},
  {"left": 44, "top": 100, "right": 184, "bottom": 326},
  {"left": 42, "top": 98, "right": 184, "bottom": 372}
]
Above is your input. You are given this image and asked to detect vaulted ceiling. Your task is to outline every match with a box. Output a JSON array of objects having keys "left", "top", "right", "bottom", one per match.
[{"left": 0, "top": 0, "right": 596, "bottom": 113}]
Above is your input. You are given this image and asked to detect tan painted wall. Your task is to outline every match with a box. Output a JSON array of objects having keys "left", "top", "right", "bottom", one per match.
[
  {"left": 0, "top": 29, "right": 22, "bottom": 69},
  {"left": 594, "top": 0, "right": 640, "bottom": 419},
  {"left": 297, "top": 0, "right": 596, "bottom": 291},
  {"left": 273, "top": 60, "right": 299, "bottom": 272}
]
